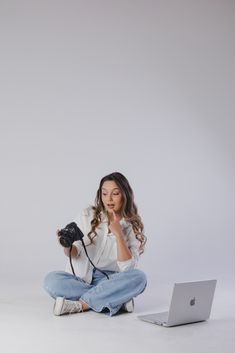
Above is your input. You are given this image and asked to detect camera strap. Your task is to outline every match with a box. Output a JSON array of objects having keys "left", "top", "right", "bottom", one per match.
[{"left": 69, "top": 239, "right": 110, "bottom": 280}]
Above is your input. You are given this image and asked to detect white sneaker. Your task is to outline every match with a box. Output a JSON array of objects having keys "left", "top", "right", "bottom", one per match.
[
  {"left": 122, "top": 298, "right": 134, "bottom": 313},
  {"left": 53, "top": 297, "right": 83, "bottom": 316}
]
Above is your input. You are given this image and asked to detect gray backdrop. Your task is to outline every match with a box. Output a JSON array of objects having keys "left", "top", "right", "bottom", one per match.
[{"left": 0, "top": 0, "right": 234, "bottom": 299}]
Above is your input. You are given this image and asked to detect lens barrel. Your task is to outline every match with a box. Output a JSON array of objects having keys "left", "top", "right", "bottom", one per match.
[{"left": 59, "top": 236, "right": 72, "bottom": 248}]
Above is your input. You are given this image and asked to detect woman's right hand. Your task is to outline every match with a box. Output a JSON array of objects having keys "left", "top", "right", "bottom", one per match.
[{"left": 56, "top": 228, "right": 79, "bottom": 258}]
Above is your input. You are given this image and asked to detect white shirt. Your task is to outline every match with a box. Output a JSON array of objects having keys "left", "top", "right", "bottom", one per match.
[{"left": 65, "top": 205, "right": 141, "bottom": 284}]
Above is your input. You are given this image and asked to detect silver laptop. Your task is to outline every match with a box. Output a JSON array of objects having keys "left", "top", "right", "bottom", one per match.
[{"left": 138, "top": 279, "right": 217, "bottom": 327}]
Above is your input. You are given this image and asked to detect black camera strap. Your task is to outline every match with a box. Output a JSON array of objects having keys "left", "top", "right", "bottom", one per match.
[
  {"left": 69, "top": 239, "right": 110, "bottom": 280},
  {"left": 59, "top": 221, "right": 110, "bottom": 281}
]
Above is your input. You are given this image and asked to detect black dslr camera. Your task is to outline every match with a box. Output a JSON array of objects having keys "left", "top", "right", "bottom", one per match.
[
  {"left": 58, "top": 221, "right": 110, "bottom": 280},
  {"left": 58, "top": 222, "right": 84, "bottom": 248}
]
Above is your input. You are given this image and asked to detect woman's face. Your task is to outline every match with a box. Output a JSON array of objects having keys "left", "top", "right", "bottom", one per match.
[{"left": 101, "top": 180, "right": 124, "bottom": 215}]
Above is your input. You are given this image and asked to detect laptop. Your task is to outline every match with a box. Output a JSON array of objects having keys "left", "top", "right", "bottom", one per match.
[{"left": 138, "top": 279, "right": 217, "bottom": 327}]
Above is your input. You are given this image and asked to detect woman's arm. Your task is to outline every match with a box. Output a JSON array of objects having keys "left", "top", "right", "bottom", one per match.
[
  {"left": 115, "top": 231, "right": 132, "bottom": 261},
  {"left": 108, "top": 210, "right": 132, "bottom": 261}
]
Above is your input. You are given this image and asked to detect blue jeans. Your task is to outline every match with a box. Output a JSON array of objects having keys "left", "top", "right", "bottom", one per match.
[{"left": 43, "top": 268, "right": 147, "bottom": 316}]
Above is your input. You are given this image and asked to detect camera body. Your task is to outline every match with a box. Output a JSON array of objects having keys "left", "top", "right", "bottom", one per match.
[{"left": 58, "top": 222, "right": 84, "bottom": 248}]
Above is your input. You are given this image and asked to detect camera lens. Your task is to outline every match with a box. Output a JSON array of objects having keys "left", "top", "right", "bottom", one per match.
[{"left": 59, "top": 236, "right": 72, "bottom": 248}]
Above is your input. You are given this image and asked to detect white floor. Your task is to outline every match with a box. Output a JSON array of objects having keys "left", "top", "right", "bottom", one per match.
[{"left": 1, "top": 281, "right": 235, "bottom": 353}]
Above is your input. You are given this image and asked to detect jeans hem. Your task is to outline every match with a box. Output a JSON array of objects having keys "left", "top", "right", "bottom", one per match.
[{"left": 79, "top": 298, "right": 121, "bottom": 317}]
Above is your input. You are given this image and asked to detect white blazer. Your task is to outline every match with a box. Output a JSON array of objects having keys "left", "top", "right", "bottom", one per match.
[{"left": 65, "top": 205, "right": 141, "bottom": 284}]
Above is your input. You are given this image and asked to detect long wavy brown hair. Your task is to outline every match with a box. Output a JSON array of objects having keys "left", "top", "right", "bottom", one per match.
[{"left": 87, "top": 172, "right": 147, "bottom": 255}]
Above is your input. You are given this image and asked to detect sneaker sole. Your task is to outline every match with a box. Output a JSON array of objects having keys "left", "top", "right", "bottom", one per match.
[{"left": 53, "top": 297, "right": 64, "bottom": 316}]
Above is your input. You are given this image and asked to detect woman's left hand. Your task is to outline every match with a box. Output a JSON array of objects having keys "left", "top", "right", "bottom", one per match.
[{"left": 108, "top": 209, "right": 123, "bottom": 236}]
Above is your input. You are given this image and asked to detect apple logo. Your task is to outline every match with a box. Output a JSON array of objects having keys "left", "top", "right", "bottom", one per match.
[{"left": 190, "top": 297, "right": 196, "bottom": 306}]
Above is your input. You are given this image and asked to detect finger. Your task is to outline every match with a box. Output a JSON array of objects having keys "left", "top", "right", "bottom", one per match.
[{"left": 112, "top": 209, "right": 117, "bottom": 221}]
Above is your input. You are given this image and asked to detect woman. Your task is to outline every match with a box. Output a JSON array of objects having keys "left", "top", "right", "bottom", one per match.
[{"left": 43, "top": 171, "right": 147, "bottom": 316}]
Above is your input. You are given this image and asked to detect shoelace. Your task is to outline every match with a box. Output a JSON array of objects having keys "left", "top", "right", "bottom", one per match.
[{"left": 63, "top": 300, "right": 83, "bottom": 314}]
